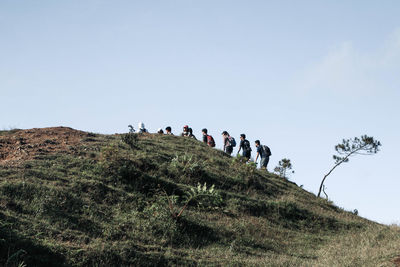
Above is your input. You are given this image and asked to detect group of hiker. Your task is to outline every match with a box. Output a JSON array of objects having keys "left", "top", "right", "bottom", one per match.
[{"left": 133, "top": 122, "right": 271, "bottom": 170}]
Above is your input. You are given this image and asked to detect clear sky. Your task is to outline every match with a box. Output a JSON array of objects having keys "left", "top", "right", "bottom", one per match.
[{"left": 1, "top": 1, "right": 399, "bottom": 224}]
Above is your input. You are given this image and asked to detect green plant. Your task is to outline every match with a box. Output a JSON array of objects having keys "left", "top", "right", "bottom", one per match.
[
  {"left": 168, "top": 153, "right": 204, "bottom": 179},
  {"left": 274, "top": 158, "right": 294, "bottom": 179},
  {"left": 231, "top": 153, "right": 249, "bottom": 164},
  {"left": 142, "top": 196, "right": 179, "bottom": 245},
  {"left": 165, "top": 183, "right": 221, "bottom": 219},
  {"left": 121, "top": 132, "right": 138, "bottom": 149},
  {"left": 99, "top": 144, "right": 124, "bottom": 175},
  {"left": 243, "top": 161, "right": 257, "bottom": 177},
  {"left": 6, "top": 249, "right": 27, "bottom": 267}
]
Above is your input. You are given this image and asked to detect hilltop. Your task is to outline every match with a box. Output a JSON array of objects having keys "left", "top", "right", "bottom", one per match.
[{"left": 1, "top": 127, "right": 399, "bottom": 266}]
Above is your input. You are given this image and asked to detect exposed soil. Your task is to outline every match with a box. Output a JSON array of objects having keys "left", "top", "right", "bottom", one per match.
[
  {"left": 0, "top": 127, "right": 89, "bottom": 166},
  {"left": 395, "top": 256, "right": 400, "bottom": 266}
]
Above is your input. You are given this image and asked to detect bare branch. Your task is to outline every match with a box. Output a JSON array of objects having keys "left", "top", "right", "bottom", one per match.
[{"left": 322, "top": 185, "right": 328, "bottom": 199}]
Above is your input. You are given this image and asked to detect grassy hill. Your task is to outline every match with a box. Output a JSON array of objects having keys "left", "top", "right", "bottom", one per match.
[{"left": 1, "top": 127, "right": 399, "bottom": 266}]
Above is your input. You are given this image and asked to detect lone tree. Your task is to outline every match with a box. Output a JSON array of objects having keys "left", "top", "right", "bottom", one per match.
[
  {"left": 274, "top": 158, "right": 294, "bottom": 179},
  {"left": 317, "top": 135, "right": 381, "bottom": 197}
]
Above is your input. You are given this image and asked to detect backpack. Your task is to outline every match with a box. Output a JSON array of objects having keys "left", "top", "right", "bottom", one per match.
[
  {"left": 228, "top": 136, "right": 236, "bottom": 147},
  {"left": 243, "top": 140, "right": 251, "bottom": 151},
  {"left": 207, "top": 135, "right": 216, "bottom": 147},
  {"left": 263, "top": 145, "right": 271, "bottom": 157}
]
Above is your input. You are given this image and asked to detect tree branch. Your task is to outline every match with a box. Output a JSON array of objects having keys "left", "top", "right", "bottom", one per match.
[
  {"left": 318, "top": 143, "right": 368, "bottom": 197},
  {"left": 322, "top": 185, "right": 328, "bottom": 199}
]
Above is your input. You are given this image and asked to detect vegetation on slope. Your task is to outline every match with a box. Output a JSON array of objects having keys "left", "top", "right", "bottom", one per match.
[{"left": 0, "top": 127, "right": 399, "bottom": 266}]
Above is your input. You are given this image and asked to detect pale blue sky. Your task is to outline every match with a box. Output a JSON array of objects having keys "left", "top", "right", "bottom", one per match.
[{"left": 1, "top": 1, "right": 399, "bottom": 224}]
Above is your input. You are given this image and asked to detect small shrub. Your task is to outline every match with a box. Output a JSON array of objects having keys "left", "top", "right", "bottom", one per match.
[
  {"left": 274, "top": 158, "right": 294, "bottom": 179},
  {"left": 142, "top": 196, "right": 179, "bottom": 245},
  {"left": 6, "top": 249, "right": 27, "bottom": 267},
  {"left": 231, "top": 155, "right": 257, "bottom": 178},
  {"left": 187, "top": 183, "right": 223, "bottom": 210},
  {"left": 121, "top": 133, "right": 138, "bottom": 149},
  {"left": 168, "top": 154, "right": 205, "bottom": 181},
  {"left": 163, "top": 183, "right": 222, "bottom": 220},
  {"left": 231, "top": 154, "right": 248, "bottom": 164}
]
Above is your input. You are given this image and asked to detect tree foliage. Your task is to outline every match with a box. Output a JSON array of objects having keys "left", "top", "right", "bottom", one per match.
[
  {"left": 318, "top": 135, "right": 381, "bottom": 197},
  {"left": 274, "top": 158, "right": 294, "bottom": 179}
]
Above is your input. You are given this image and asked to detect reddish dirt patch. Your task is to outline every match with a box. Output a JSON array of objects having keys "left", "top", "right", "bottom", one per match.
[
  {"left": 0, "top": 127, "right": 89, "bottom": 166},
  {"left": 395, "top": 256, "right": 400, "bottom": 266}
]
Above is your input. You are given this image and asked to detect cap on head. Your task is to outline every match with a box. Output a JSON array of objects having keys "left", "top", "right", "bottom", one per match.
[{"left": 183, "top": 125, "right": 189, "bottom": 129}]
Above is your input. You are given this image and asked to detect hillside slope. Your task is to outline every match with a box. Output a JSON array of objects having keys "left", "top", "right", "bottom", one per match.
[{"left": 1, "top": 127, "right": 399, "bottom": 266}]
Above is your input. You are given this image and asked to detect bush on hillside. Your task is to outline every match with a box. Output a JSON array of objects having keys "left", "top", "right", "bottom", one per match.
[
  {"left": 167, "top": 154, "right": 205, "bottom": 183},
  {"left": 142, "top": 196, "right": 179, "bottom": 245},
  {"left": 121, "top": 133, "right": 138, "bottom": 149}
]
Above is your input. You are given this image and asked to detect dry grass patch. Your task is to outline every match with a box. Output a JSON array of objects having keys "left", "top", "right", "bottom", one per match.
[{"left": 313, "top": 224, "right": 400, "bottom": 267}]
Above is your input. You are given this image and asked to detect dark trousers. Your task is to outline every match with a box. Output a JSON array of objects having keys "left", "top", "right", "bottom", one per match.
[{"left": 243, "top": 150, "right": 251, "bottom": 160}]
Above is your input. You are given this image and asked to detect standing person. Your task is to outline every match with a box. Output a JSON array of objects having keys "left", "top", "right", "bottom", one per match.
[
  {"left": 221, "top": 131, "right": 234, "bottom": 155},
  {"left": 188, "top": 128, "right": 197, "bottom": 140},
  {"left": 165, "top": 126, "right": 174, "bottom": 135},
  {"left": 181, "top": 125, "right": 189, "bottom": 137},
  {"left": 255, "top": 140, "right": 271, "bottom": 171},
  {"left": 202, "top": 128, "right": 208, "bottom": 144},
  {"left": 202, "top": 128, "right": 215, "bottom": 147},
  {"left": 137, "top": 122, "right": 148, "bottom": 133},
  {"left": 237, "top": 134, "right": 251, "bottom": 161}
]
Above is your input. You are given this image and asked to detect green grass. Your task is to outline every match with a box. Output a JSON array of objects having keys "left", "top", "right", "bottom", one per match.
[{"left": 1, "top": 131, "right": 399, "bottom": 266}]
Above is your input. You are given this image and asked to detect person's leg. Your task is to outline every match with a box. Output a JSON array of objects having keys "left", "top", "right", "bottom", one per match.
[
  {"left": 244, "top": 150, "right": 251, "bottom": 161},
  {"left": 263, "top": 156, "right": 270, "bottom": 171},
  {"left": 260, "top": 158, "right": 266, "bottom": 169},
  {"left": 226, "top": 146, "right": 233, "bottom": 155}
]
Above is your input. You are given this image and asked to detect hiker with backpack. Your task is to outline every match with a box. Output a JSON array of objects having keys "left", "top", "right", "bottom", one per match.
[
  {"left": 222, "top": 131, "right": 235, "bottom": 155},
  {"left": 255, "top": 140, "right": 271, "bottom": 171},
  {"left": 181, "top": 125, "right": 190, "bottom": 137},
  {"left": 137, "top": 122, "right": 148, "bottom": 134},
  {"left": 188, "top": 128, "right": 197, "bottom": 140},
  {"left": 237, "top": 134, "right": 251, "bottom": 161},
  {"left": 165, "top": 126, "right": 174, "bottom": 135},
  {"left": 202, "top": 128, "right": 215, "bottom": 147}
]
